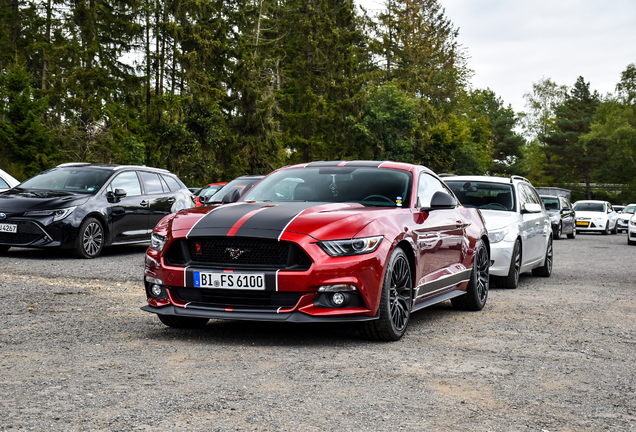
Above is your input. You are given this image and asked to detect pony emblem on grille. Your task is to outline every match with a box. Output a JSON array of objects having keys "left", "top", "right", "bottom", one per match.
[{"left": 225, "top": 247, "right": 250, "bottom": 259}]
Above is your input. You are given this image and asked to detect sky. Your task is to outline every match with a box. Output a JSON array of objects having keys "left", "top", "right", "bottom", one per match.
[{"left": 356, "top": 0, "right": 636, "bottom": 114}]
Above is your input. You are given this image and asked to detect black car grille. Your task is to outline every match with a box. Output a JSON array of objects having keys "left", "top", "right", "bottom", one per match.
[
  {"left": 172, "top": 287, "right": 303, "bottom": 310},
  {"left": 165, "top": 237, "right": 312, "bottom": 270},
  {"left": 0, "top": 221, "right": 46, "bottom": 245}
]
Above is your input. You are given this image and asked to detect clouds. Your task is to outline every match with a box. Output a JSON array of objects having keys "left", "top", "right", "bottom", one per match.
[{"left": 357, "top": 0, "right": 636, "bottom": 113}]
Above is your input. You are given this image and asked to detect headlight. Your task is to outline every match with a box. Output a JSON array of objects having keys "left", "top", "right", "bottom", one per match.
[
  {"left": 24, "top": 206, "right": 76, "bottom": 222},
  {"left": 150, "top": 233, "right": 167, "bottom": 251},
  {"left": 488, "top": 227, "right": 509, "bottom": 243},
  {"left": 630, "top": 220, "right": 636, "bottom": 227},
  {"left": 319, "top": 236, "right": 383, "bottom": 256}
]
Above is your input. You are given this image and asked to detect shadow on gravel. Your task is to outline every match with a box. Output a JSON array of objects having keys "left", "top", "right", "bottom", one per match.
[{"left": 2, "top": 244, "right": 149, "bottom": 260}]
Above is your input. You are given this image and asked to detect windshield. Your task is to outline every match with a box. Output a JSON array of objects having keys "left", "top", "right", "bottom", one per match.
[
  {"left": 19, "top": 167, "right": 112, "bottom": 194},
  {"left": 210, "top": 178, "right": 262, "bottom": 203},
  {"left": 445, "top": 180, "right": 515, "bottom": 212},
  {"left": 541, "top": 197, "right": 560, "bottom": 211},
  {"left": 242, "top": 167, "right": 412, "bottom": 208},
  {"left": 623, "top": 205, "right": 636, "bottom": 214},
  {"left": 573, "top": 202, "right": 604, "bottom": 212}
]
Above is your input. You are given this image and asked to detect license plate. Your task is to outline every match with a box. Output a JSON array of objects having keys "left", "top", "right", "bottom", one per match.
[
  {"left": 193, "top": 271, "right": 265, "bottom": 290},
  {"left": 0, "top": 223, "right": 17, "bottom": 233},
  {"left": 576, "top": 221, "right": 589, "bottom": 227}
]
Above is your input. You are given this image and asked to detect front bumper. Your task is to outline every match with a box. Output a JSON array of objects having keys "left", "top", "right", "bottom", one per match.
[
  {"left": 575, "top": 219, "right": 607, "bottom": 231},
  {"left": 487, "top": 239, "right": 514, "bottom": 277},
  {"left": 0, "top": 217, "right": 78, "bottom": 248},
  {"left": 143, "top": 235, "right": 389, "bottom": 321}
]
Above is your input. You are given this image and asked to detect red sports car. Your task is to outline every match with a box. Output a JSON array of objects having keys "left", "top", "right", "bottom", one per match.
[{"left": 142, "top": 161, "right": 490, "bottom": 340}]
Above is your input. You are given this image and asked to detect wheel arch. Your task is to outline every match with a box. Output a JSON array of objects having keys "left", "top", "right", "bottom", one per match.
[
  {"left": 81, "top": 212, "right": 111, "bottom": 246},
  {"left": 396, "top": 239, "right": 416, "bottom": 290}
]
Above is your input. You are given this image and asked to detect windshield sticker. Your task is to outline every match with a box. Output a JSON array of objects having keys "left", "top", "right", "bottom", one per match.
[{"left": 396, "top": 196, "right": 403, "bottom": 207}]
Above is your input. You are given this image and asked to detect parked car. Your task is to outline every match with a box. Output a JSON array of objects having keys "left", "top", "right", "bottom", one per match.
[
  {"left": 616, "top": 203, "right": 636, "bottom": 233},
  {"left": 199, "top": 175, "right": 264, "bottom": 205},
  {"left": 191, "top": 182, "right": 227, "bottom": 207},
  {"left": 444, "top": 175, "right": 552, "bottom": 289},
  {"left": 540, "top": 195, "right": 576, "bottom": 239},
  {"left": 142, "top": 161, "right": 490, "bottom": 341},
  {"left": 572, "top": 200, "right": 617, "bottom": 235},
  {"left": 613, "top": 205, "right": 625, "bottom": 213},
  {"left": 0, "top": 163, "right": 193, "bottom": 258},
  {"left": 0, "top": 168, "right": 20, "bottom": 192},
  {"left": 628, "top": 213, "right": 636, "bottom": 245}
]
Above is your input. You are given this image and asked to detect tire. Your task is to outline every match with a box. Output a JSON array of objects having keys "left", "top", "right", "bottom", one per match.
[
  {"left": 567, "top": 226, "right": 576, "bottom": 239},
  {"left": 361, "top": 247, "right": 412, "bottom": 341},
  {"left": 602, "top": 222, "right": 609, "bottom": 235},
  {"left": 611, "top": 224, "right": 617, "bottom": 234},
  {"left": 158, "top": 314, "right": 209, "bottom": 329},
  {"left": 553, "top": 222, "right": 562, "bottom": 240},
  {"left": 72, "top": 217, "right": 104, "bottom": 258},
  {"left": 452, "top": 240, "right": 489, "bottom": 311},
  {"left": 502, "top": 239, "right": 521, "bottom": 289},
  {"left": 628, "top": 237, "right": 636, "bottom": 246},
  {"left": 532, "top": 237, "right": 553, "bottom": 277}
]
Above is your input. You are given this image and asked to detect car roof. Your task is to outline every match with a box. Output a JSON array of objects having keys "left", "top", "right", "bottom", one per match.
[
  {"left": 56, "top": 163, "right": 171, "bottom": 174},
  {"left": 280, "top": 160, "right": 435, "bottom": 175},
  {"left": 442, "top": 175, "right": 532, "bottom": 185}
]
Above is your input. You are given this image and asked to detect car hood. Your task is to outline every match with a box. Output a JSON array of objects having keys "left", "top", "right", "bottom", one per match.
[
  {"left": 617, "top": 213, "right": 633, "bottom": 221},
  {"left": 478, "top": 210, "right": 520, "bottom": 231},
  {"left": 0, "top": 188, "right": 91, "bottom": 212},
  {"left": 163, "top": 201, "right": 397, "bottom": 241},
  {"left": 575, "top": 211, "right": 608, "bottom": 219}
]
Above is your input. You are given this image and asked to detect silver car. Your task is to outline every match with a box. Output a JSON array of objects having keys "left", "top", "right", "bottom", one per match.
[{"left": 444, "top": 175, "right": 552, "bottom": 289}]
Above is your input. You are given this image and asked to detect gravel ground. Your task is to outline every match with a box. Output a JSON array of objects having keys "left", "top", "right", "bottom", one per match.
[{"left": 1, "top": 233, "right": 635, "bottom": 431}]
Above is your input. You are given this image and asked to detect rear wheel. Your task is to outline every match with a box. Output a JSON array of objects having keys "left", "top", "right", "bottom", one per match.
[
  {"left": 501, "top": 240, "right": 521, "bottom": 289},
  {"left": 532, "top": 237, "right": 553, "bottom": 277},
  {"left": 361, "top": 247, "right": 412, "bottom": 341},
  {"left": 158, "top": 314, "right": 209, "bottom": 329},
  {"left": 72, "top": 217, "right": 104, "bottom": 258},
  {"left": 452, "top": 240, "right": 489, "bottom": 311}
]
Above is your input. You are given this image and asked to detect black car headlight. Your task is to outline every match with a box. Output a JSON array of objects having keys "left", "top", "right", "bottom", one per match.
[
  {"left": 24, "top": 206, "right": 76, "bottom": 222},
  {"left": 319, "top": 236, "right": 383, "bottom": 256},
  {"left": 150, "top": 233, "right": 167, "bottom": 251}
]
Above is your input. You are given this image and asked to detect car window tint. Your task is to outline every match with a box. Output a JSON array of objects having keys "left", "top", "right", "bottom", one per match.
[
  {"left": 541, "top": 197, "right": 559, "bottom": 210},
  {"left": 109, "top": 171, "right": 142, "bottom": 196},
  {"left": 418, "top": 173, "right": 448, "bottom": 208},
  {"left": 0, "top": 178, "right": 9, "bottom": 188},
  {"left": 162, "top": 175, "right": 181, "bottom": 192},
  {"left": 140, "top": 172, "right": 164, "bottom": 195},
  {"left": 445, "top": 181, "right": 515, "bottom": 211}
]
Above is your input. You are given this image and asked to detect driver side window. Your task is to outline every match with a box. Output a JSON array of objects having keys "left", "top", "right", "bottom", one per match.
[
  {"left": 418, "top": 173, "right": 450, "bottom": 208},
  {"left": 108, "top": 171, "right": 142, "bottom": 197}
]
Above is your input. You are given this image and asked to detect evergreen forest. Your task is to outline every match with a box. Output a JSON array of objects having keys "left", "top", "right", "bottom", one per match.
[{"left": 1, "top": 0, "right": 635, "bottom": 202}]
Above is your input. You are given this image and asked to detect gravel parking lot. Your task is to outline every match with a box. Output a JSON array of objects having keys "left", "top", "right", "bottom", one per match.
[{"left": 1, "top": 233, "right": 635, "bottom": 431}]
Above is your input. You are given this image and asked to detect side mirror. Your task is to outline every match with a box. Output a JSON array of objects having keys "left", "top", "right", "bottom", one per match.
[
  {"left": 106, "top": 188, "right": 127, "bottom": 203},
  {"left": 561, "top": 207, "right": 571, "bottom": 213},
  {"left": 522, "top": 203, "right": 542, "bottom": 213},
  {"left": 426, "top": 191, "right": 457, "bottom": 210},
  {"left": 222, "top": 188, "right": 241, "bottom": 204},
  {"left": 114, "top": 188, "right": 127, "bottom": 198}
]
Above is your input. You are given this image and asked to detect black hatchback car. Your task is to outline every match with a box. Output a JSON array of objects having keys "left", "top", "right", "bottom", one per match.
[{"left": 0, "top": 163, "right": 193, "bottom": 258}]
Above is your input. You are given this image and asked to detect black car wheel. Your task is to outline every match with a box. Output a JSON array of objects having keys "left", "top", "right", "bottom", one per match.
[
  {"left": 73, "top": 217, "right": 104, "bottom": 259},
  {"left": 554, "top": 222, "right": 562, "bottom": 240},
  {"left": 361, "top": 247, "right": 412, "bottom": 341},
  {"left": 452, "top": 240, "right": 489, "bottom": 311},
  {"left": 501, "top": 239, "right": 521, "bottom": 289},
  {"left": 611, "top": 223, "right": 617, "bottom": 234},
  {"left": 602, "top": 222, "right": 609, "bottom": 235},
  {"left": 158, "top": 314, "right": 209, "bottom": 329},
  {"left": 532, "top": 237, "right": 553, "bottom": 277}
]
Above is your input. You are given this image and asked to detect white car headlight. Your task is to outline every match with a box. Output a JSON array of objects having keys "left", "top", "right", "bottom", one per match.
[
  {"left": 24, "top": 206, "right": 76, "bottom": 222},
  {"left": 488, "top": 227, "right": 510, "bottom": 243},
  {"left": 150, "top": 233, "right": 167, "bottom": 251},
  {"left": 319, "top": 236, "right": 383, "bottom": 256},
  {"left": 630, "top": 220, "right": 636, "bottom": 227}
]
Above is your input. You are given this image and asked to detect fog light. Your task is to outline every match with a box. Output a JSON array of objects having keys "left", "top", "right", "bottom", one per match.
[
  {"left": 150, "top": 284, "right": 163, "bottom": 297},
  {"left": 332, "top": 292, "right": 346, "bottom": 306}
]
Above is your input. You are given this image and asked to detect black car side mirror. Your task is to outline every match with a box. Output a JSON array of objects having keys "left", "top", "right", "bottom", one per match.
[
  {"left": 106, "top": 188, "right": 127, "bottom": 203},
  {"left": 222, "top": 188, "right": 241, "bottom": 204},
  {"left": 423, "top": 191, "right": 457, "bottom": 211}
]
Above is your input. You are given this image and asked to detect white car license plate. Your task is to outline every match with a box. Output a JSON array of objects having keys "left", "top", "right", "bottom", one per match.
[
  {"left": 0, "top": 223, "right": 17, "bottom": 233},
  {"left": 193, "top": 271, "right": 265, "bottom": 290}
]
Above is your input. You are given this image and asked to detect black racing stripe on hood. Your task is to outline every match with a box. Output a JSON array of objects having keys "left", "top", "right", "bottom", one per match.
[
  {"left": 234, "top": 201, "right": 322, "bottom": 239},
  {"left": 187, "top": 203, "right": 270, "bottom": 238}
]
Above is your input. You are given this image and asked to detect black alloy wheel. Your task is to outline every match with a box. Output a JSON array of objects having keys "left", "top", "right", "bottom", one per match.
[
  {"left": 501, "top": 239, "right": 521, "bottom": 289},
  {"left": 73, "top": 217, "right": 104, "bottom": 259},
  {"left": 361, "top": 247, "right": 412, "bottom": 341},
  {"left": 532, "top": 237, "right": 553, "bottom": 277},
  {"left": 452, "top": 239, "right": 489, "bottom": 311}
]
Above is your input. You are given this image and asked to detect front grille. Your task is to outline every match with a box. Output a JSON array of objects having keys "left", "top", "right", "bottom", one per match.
[
  {"left": 0, "top": 221, "right": 45, "bottom": 245},
  {"left": 166, "top": 237, "right": 311, "bottom": 270},
  {"left": 173, "top": 287, "right": 302, "bottom": 309}
]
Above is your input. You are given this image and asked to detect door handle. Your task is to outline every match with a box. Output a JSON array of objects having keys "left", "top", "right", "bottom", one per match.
[
  {"left": 167, "top": 198, "right": 176, "bottom": 203},
  {"left": 140, "top": 200, "right": 149, "bottom": 206}
]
